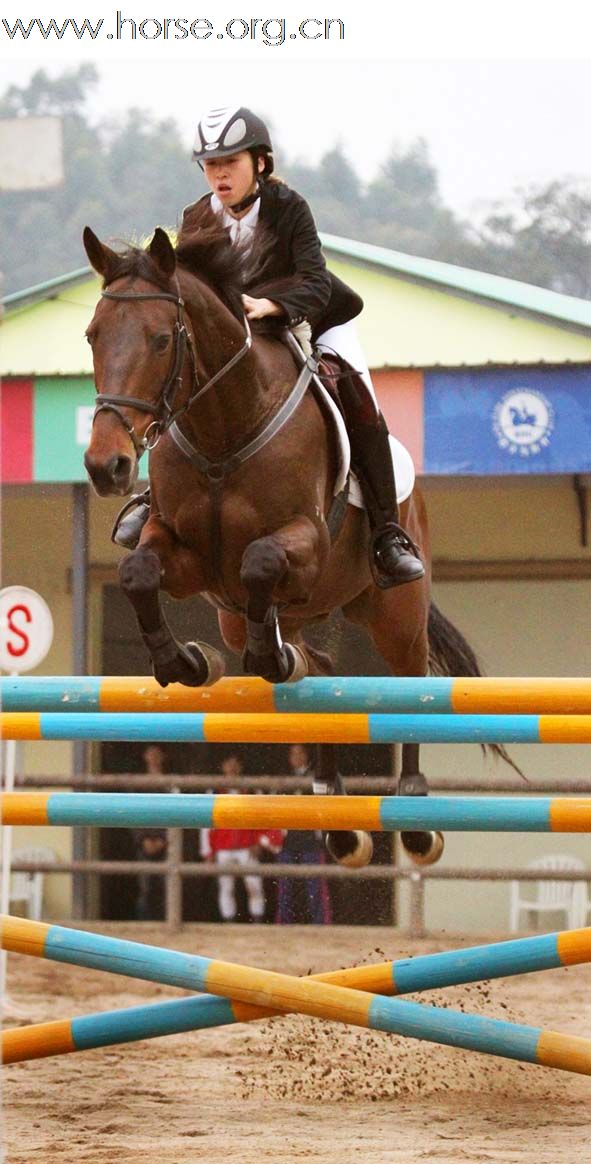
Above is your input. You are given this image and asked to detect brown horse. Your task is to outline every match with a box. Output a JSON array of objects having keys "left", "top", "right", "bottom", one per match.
[{"left": 82, "top": 220, "right": 497, "bottom": 869}]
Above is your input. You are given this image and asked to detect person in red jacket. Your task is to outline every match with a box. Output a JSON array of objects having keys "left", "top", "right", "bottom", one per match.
[{"left": 201, "top": 753, "right": 282, "bottom": 922}]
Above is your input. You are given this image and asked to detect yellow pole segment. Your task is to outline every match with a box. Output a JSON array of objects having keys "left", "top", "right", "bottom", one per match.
[{"left": 203, "top": 713, "right": 371, "bottom": 743}]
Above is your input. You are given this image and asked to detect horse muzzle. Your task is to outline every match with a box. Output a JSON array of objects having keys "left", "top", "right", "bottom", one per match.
[{"left": 84, "top": 450, "right": 138, "bottom": 496}]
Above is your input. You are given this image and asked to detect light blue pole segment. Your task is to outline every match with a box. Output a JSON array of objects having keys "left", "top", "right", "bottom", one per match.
[
  {"left": 38, "top": 712, "right": 207, "bottom": 741},
  {"left": 274, "top": 677, "right": 454, "bottom": 713},
  {"left": 368, "top": 996, "right": 542, "bottom": 1062},
  {"left": 1, "top": 677, "right": 102, "bottom": 711},
  {"left": 71, "top": 995, "right": 236, "bottom": 1050},
  {"left": 39, "top": 792, "right": 560, "bottom": 830},
  {"left": 46, "top": 793, "right": 216, "bottom": 827},
  {"left": 45, "top": 925, "right": 213, "bottom": 989},
  {"left": 368, "top": 713, "right": 542, "bottom": 743},
  {"left": 379, "top": 796, "right": 552, "bottom": 832},
  {"left": 392, "top": 934, "right": 561, "bottom": 993}
]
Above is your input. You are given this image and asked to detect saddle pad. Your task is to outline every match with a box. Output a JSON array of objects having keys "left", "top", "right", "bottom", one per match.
[{"left": 313, "top": 380, "right": 416, "bottom": 508}]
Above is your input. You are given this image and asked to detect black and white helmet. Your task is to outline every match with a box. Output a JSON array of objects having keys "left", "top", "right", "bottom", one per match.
[{"left": 192, "top": 106, "right": 274, "bottom": 173}]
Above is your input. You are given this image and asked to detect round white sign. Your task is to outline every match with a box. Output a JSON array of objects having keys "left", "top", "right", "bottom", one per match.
[{"left": 0, "top": 587, "right": 54, "bottom": 673}]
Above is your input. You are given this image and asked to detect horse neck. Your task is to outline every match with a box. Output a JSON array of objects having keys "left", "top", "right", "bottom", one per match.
[{"left": 180, "top": 273, "right": 274, "bottom": 459}]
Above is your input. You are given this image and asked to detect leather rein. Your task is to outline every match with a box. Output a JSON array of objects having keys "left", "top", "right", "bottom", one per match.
[
  {"left": 92, "top": 279, "right": 315, "bottom": 479},
  {"left": 93, "top": 279, "right": 252, "bottom": 458}
]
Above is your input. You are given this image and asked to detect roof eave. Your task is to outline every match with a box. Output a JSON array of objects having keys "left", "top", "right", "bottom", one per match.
[{"left": 2, "top": 266, "right": 94, "bottom": 313}]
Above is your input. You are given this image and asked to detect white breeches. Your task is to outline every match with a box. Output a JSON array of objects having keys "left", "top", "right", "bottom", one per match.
[
  {"left": 315, "top": 319, "right": 378, "bottom": 410},
  {"left": 215, "top": 848, "right": 265, "bottom": 920}
]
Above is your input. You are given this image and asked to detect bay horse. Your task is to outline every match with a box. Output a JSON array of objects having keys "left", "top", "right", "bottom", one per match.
[{"left": 82, "top": 219, "right": 503, "bottom": 870}]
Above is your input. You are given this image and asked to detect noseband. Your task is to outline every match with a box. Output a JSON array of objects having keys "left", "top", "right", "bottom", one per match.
[{"left": 92, "top": 279, "right": 252, "bottom": 457}]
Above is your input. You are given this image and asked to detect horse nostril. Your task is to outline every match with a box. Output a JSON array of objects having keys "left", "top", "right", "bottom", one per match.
[{"left": 109, "top": 455, "right": 134, "bottom": 484}]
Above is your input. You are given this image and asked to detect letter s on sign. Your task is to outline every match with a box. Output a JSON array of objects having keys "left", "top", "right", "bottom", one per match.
[{"left": 6, "top": 604, "right": 32, "bottom": 658}]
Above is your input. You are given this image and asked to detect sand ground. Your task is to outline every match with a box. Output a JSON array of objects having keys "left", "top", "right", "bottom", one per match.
[{"left": 2, "top": 923, "right": 590, "bottom": 1163}]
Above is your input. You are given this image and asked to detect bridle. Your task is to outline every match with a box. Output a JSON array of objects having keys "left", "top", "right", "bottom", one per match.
[{"left": 92, "top": 277, "right": 252, "bottom": 457}]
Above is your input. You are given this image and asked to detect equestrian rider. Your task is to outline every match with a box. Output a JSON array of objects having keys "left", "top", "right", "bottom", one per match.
[{"left": 115, "top": 105, "right": 424, "bottom": 589}]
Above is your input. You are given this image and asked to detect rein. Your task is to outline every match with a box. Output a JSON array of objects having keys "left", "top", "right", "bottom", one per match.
[{"left": 92, "top": 280, "right": 252, "bottom": 457}]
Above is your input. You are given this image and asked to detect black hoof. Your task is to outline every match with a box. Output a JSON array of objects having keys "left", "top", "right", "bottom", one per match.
[
  {"left": 242, "top": 643, "right": 303, "bottom": 684},
  {"left": 152, "top": 642, "right": 210, "bottom": 688},
  {"left": 401, "top": 829, "right": 444, "bottom": 866},
  {"left": 325, "top": 829, "right": 373, "bottom": 869}
]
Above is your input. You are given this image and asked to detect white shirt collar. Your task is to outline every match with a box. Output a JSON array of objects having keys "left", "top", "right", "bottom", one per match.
[{"left": 210, "top": 193, "right": 260, "bottom": 246}]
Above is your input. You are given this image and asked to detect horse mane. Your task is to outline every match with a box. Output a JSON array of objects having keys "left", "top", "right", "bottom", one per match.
[
  {"left": 176, "top": 199, "right": 297, "bottom": 319},
  {"left": 175, "top": 200, "right": 245, "bottom": 317},
  {"left": 101, "top": 199, "right": 300, "bottom": 324}
]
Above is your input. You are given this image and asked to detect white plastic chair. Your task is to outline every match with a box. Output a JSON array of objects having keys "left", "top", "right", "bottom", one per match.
[
  {"left": 8, "top": 847, "right": 57, "bottom": 921},
  {"left": 509, "top": 854, "right": 587, "bottom": 932}
]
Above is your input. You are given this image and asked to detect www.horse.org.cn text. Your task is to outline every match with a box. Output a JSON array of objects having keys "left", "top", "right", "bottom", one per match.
[{"left": 1, "top": 14, "right": 346, "bottom": 45}]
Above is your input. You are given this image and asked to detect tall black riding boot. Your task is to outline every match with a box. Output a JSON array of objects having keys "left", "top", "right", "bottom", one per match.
[
  {"left": 348, "top": 414, "right": 425, "bottom": 589},
  {"left": 111, "top": 488, "right": 151, "bottom": 548}
]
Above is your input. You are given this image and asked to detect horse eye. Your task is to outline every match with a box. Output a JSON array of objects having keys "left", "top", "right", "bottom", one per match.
[
  {"left": 153, "top": 333, "right": 171, "bottom": 353},
  {"left": 85, "top": 333, "right": 94, "bottom": 345}
]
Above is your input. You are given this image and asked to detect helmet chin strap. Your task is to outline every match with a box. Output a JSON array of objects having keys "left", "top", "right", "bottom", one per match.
[{"left": 229, "top": 179, "right": 262, "bottom": 214}]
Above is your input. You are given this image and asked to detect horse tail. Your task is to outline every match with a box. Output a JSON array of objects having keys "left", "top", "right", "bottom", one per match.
[
  {"left": 427, "top": 601, "right": 524, "bottom": 777},
  {"left": 427, "top": 600, "right": 481, "bottom": 680}
]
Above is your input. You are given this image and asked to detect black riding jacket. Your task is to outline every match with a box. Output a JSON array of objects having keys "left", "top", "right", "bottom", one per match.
[{"left": 180, "top": 180, "right": 363, "bottom": 339}]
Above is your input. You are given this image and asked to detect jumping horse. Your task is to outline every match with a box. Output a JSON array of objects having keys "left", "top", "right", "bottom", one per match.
[{"left": 82, "top": 219, "right": 506, "bottom": 870}]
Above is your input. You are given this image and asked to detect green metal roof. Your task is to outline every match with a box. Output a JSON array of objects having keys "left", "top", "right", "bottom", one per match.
[
  {"left": 3, "top": 267, "right": 94, "bottom": 313},
  {"left": 320, "top": 234, "right": 591, "bottom": 333}
]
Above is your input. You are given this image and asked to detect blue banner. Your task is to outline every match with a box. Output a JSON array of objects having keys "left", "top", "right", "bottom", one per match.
[{"left": 424, "top": 367, "right": 591, "bottom": 475}]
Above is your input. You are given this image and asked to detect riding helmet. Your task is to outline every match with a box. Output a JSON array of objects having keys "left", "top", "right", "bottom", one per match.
[{"left": 192, "top": 106, "right": 274, "bottom": 174}]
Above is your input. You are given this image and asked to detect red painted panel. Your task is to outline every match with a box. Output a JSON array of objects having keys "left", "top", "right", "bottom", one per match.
[
  {"left": 1, "top": 379, "right": 33, "bottom": 482},
  {"left": 373, "top": 369, "right": 424, "bottom": 472}
]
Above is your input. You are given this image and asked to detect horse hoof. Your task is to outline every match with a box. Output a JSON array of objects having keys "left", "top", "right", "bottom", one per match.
[
  {"left": 188, "top": 641, "right": 226, "bottom": 687},
  {"left": 325, "top": 829, "right": 373, "bottom": 869},
  {"left": 401, "top": 829, "right": 444, "bottom": 867},
  {"left": 152, "top": 641, "right": 224, "bottom": 688},
  {"left": 283, "top": 643, "right": 308, "bottom": 682}
]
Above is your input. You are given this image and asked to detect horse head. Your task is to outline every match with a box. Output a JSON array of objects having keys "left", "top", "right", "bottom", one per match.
[{"left": 83, "top": 226, "right": 183, "bottom": 496}]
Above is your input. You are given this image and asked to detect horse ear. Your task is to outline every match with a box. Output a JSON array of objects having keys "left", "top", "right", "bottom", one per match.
[
  {"left": 148, "top": 228, "right": 176, "bottom": 278},
  {"left": 83, "top": 227, "right": 120, "bottom": 281}
]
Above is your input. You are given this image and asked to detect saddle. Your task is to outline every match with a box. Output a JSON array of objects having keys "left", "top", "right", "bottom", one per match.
[{"left": 280, "top": 329, "right": 415, "bottom": 510}]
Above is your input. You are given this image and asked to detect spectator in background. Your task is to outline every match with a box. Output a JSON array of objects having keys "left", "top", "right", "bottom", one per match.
[
  {"left": 201, "top": 752, "right": 282, "bottom": 923},
  {"left": 133, "top": 743, "right": 168, "bottom": 920},
  {"left": 276, "top": 744, "right": 332, "bottom": 925}
]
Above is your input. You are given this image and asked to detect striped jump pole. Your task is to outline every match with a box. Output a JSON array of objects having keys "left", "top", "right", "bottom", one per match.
[
  {"left": 3, "top": 792, "right": 591, "bottom": 832},
  {"left": 4, "top": 711, "right": 591, "bottom": 743},
  {"left": 3, "top": 917, "right": 591, "bottom": 1064},
  {"left": 5, "top": 675, "right": 591, "bottom": 714},
  {"left": 3, "top": 917, "right": 591, "bottom": 1074}
]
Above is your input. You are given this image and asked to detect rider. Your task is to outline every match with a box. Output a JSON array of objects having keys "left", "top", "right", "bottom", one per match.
[{"left": 115, "top": 105, "right": 424, "bottom": 589}]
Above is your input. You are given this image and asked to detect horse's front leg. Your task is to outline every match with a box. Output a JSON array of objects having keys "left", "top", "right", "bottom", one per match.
[
  {"left": 118, "top": 517, "right": 225, "bottom": 688},
  {"left": 239, "top": 516, "right": 325, "bottom": 683}
]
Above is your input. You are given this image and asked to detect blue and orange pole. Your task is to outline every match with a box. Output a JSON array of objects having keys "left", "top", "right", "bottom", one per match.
[
  {"left": 3, "top": 710, "right": 591, "bottom": 743},
  {"left": 2, "top": 791, "right": 591, "bottom": 832},
  {"left": 2, "top": 917, "right": 591, "bottom": 1073},
  {"left": 5, "top": 675, "right": 591, "bottom": 714}
]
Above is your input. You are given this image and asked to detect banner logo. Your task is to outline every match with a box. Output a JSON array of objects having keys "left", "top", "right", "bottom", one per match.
[{"left": 492, "top": 389, "right": 554, "bottom": 457}]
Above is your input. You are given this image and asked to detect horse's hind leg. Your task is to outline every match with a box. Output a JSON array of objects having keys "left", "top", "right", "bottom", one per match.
[
  {"left": 301, "top": 643, "right": 373, "bottom": 870},
  {"left": 119, "top": 523, "right": 225, "bottom": 688},
  {"left": 314, "top": 744, "right": 374, "bottom": 869},
  {"left": 398, "top": 744, "right": 444, "bottom": 865},
  {"left": 344, "top": 579, "right": 443, "bottom": 866}
]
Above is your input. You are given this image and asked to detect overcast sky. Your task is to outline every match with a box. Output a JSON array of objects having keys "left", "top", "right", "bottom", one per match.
[{"left": 2, "top": 56, "right": 590, "bottom": 217}]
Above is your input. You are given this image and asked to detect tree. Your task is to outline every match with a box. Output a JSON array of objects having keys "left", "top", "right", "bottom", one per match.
[{"left": 476, "top": 180, "right": 591, "bottom": 298}]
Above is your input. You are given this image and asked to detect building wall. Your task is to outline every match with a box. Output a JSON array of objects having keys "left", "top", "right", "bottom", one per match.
[{"left": 3, "top": 473, "right": 591, "bottom": 930}]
